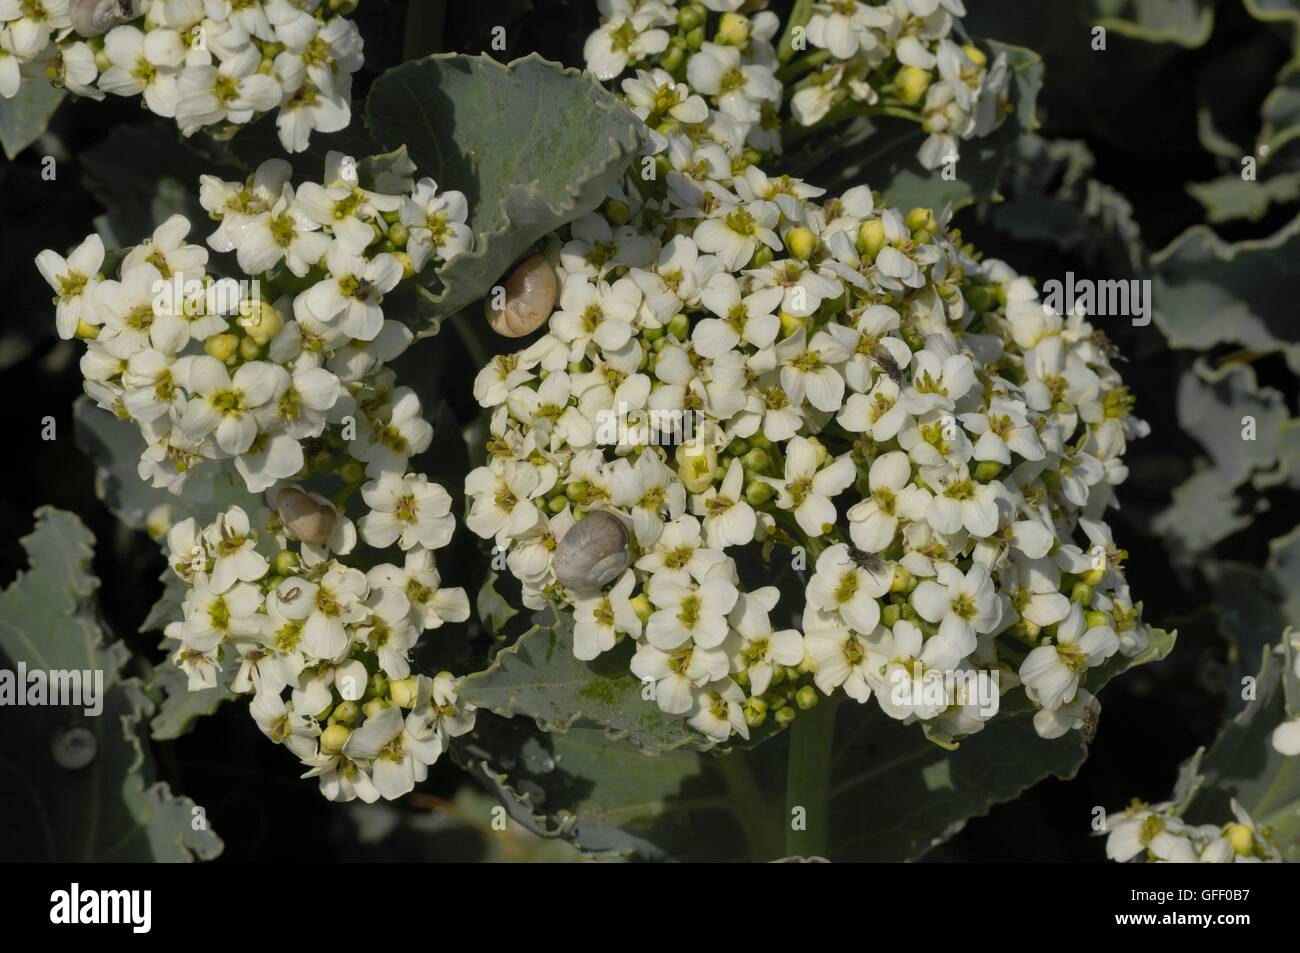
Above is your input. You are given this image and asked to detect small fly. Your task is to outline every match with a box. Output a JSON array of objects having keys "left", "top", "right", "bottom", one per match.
[
  {"left": 869, "top": 344, "right": 903, "bottom": 386},
  {"left": 847, "top": 546, "right": 890, "bottom": 577}
]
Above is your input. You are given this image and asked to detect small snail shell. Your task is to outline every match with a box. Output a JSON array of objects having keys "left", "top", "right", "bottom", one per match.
[
  {"left": 485, "top": 254, "right": 557, "bottom": 338},
  {"left": 70, "top": 0, "right": 143, "bottom": 37},
  {"left": 277, "top": 487, "right": 338, "bottom": 546},
  {"left": 52, "top": 725, "right": 97, "bottom": 770},
  {"left": 552, "top": 511, "right": 631, "bottom": 592}
]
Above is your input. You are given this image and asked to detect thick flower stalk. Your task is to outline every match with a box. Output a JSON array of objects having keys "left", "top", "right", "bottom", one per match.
[
  {"left": 584, "top": 0, "right": 1010, "bottom": 170},
  {"left": 463, "top": 0, "right": 1151, "bottom": 748},
  {"left": 38, "top": 150, "right": 480, "bottom": 801},
  {"left": 1, "top": 0, "right": 365, "bottom": 152}
]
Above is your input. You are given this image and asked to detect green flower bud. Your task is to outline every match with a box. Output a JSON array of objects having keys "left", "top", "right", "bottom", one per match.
[
  {"left": 717, "top": 12, "right": 750, "bottom": 46},
  {"left": 784, "top": 226, "right": 818, "bottom": 261},
  {"left": 857, "top": 219, "right": 886, "bottom": 260},
  {"left": 896, "top": 66, "right": 931, "bottom": 105},
  {"left": 329, "top": 700, "right": 361, "bottom": 727},
  {"left": 1081, "top": 567, "right": 1106, "bottom": 586},
  {"left": 1085, "top": 610, "right": 1110, "bottom": 630},
  {"left": 630, "top": 593, "right": 653, "bottom": 625},
  {"left": 677, "top": 3, "right": 706, "bottom": 30},
  {"left": 905, "top": 207, "right": 936, "bottom": 233},
  {"left": 685, "top": 25, "right": 705, "bottom": 49},
  {"left": 965, "top": 285, "right": 996, "bottom": 313},
  {"left": 890, "top": 564, "right": 912, "bottom": 593},
  {"left": 748, "top": 244, "right": 775, "bottom": 269},
  {"left": 273, "top": 550, "right": 301, "bottom": 576},
  {"left": 795, "top": 686, "right": 819, "bottom": 710},
  {"left": 775, "top": 705, "right": 797, "bottom": 726},
  {"left": 320, "top": 723, "right": 351, "bottom": 755},
  {"left": 204, "top": 332, "right": 240, "bottom": 363},
  {"left": 389, "top": 676, "right": 419, "bottom": 708},
  {"left": 338, "top": 460, "right": 364, "bottom": 484},
  {"left": 741, "top": 447, "right": 770, "bottom": 473},
  {"left": 881, "top": 603, "right": 902, "bottom": 627},
  {"left": 1071, "top": 582, "right": 1094, "bottom": 605},
  {"left": 238, "top": 336, "right": 263, "bottom": 361},
  {"left": 725, "top": 437, "right": 748, "bottom": 457},
  {"left": 604, "top": 199, "right": 631, "bottom": 226},
  {"left": 744, "top": 697, "right": 767, "bottom": 727},
  {"left": 362, "top": 697, "right": 390, "bottom": 719},
  {"left": 744, "top": 479, "right": 774, "bottom": 506},
  {"left": 667, "top": 312, "right": 691, "bottom": 340},
  {"left": 548, "top": 495, "right": 568, "bottom": 514},
  {"left": 387, "top": 222, "right": 410, "bottom": 246},
  {"left": 565, "top": 481, "right": 590, "bottom": 504},
  {"left": 974, "top": 460, "right": 1004, "bottom": 482},
  {"left": 660, "top": 45, "right": 686, "bottom": 73},
  {"left": 364, "top": 672, "right": 389, "bottom": 701}
]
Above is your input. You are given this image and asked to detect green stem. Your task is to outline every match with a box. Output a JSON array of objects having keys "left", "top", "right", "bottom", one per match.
[
  {"left": 778, "top": 0, "right": 815, "bottom": 63},
  {"left": 450, "top": 312, "right": 494, "bottom": 369},
  {"left": 715, "top": 749, "right": 785, "bottom": 860},
  {"left": 776, "top": 48, "right": 831, "bottom": 82},
  {"left": 782, "top": 102, "right": 924, "bottom": 148},
  {"left": 784, "top": 692, "right": 840, "bottom": 858}
]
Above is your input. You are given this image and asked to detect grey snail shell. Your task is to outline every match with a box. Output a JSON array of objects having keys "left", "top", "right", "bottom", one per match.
[
  {"left": 552, "top": 511, "right": 631, "bottom": 592},
  {"left": 70, "top": 0, "right": 144, "bottom": 37},
  {"left": 276, "top": 487, "right": 338, "bottom": 546},
  {"left": 484, "top": 254, "right": 557, "bottom": 338}
]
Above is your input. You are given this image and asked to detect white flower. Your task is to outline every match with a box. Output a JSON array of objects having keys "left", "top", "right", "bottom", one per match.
[
  {"left": 358, "top": 472, "right": 455, "bottom": 551},
  {"left": 924, "top": 461, "right": 1000, "bottom": 537},
  {"left": 1019, "top": 604, "right": 1118, "bottom": 711},
  {"left": 645, "top": 572, "right": 738, "bottom": 650},
  {"left": 367, "top": 549, "right": 470, "bottom": 631},
  {"left": 631, "top": 640, "right": 728, "bottom": 713},
  {"left": 250, "top": 692, "right": 319, "bottom": 760},
  {"left": 225, "top": 185, "right": 331, "bottom": 277},
  {"left": 689, "top": 678, "right": 749, "bottom": 741},
  {"left": 180, "top": 357, "right": 289, "bottom": 456},
  {"left": 342, "top": 705, "right": 442, "bottom": 800},
  {"left": 36, "top": 233, "right": 104, "bottom": 339},
  {"left": 175, "top": 61, "right": 281, "bottom": 134},
  {"left": 400, "top": 177, "right": 472, "bottom": 271},
  {"left": 728, "top": 587, "right": 803, "bottom": 695},
  {"left": 910, "top": 561, "right": 999, "bottom": 653},
  {"left": 846, "top": 450, "right": 931, "bottom": 552},
  {"left": 98, "top": 25, "right": 184, "bottom": 116},
  {"left": 759, "top": 436, "right": 856, "bottom": 536},
  {"left": 806, "top": 544, "right": 891, "bottom": 634},
  {"left": 692, "top": 457, "right": 756, "bottom": 548},
  {"left": 204, "top": 506, "right": 269, "bottom": 593},
  {"left": 693, "top": 199, "right": 781, "bottom": 271},
  {"left": 686, "top": 43, "right": 779, "bottom": 123},
  {"left": 584, "top": 13, "right": 670, "bottom": 81},
  {"left": 805, "top": 620, "right": 878, "bottom": 703},
  {"left": 573, "top": 570, "right": 641, "bottom": 660}
]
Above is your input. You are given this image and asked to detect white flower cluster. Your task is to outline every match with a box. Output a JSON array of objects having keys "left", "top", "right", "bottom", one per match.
[
  {"left": 161, "top": 498, "right": 473, "bottom": 802},
  {"left": 1, "top": 0, "right": 365, "bottom": 153},
  {"left": 39, "top": 149, "right": 480, "bottom": 801},
  {"left": 583, "top": 0, "right": 1009, "bottom": 171},
  {"left": 465, "top": 7, "right": 1150, "bottom": 747},
  {"left": 1103, "top": 799, "right": 1282, "bottom": 864}
]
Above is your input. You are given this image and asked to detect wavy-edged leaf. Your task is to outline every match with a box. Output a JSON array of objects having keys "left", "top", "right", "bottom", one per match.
[
  {"left": 1152, "top": 214, "right": 1300, "bottom": 371},
  {"left": 0, "top": 508, "right": 221, "bottom": 861},
  {"left": 1092, "top": 0, "right": 1215, "bottom": 47},
  {"left": 459, "top": 612, "right": 712, "bottom": 754},
  {"left": 366, "top": 53, "right": 643, "bottom": 329},
  {"left": 1152, "top": 466, "right": 1252, "bottom": 556},
  {"left": 1176, "top": 360, "right": 1286, "bottom": 488}
]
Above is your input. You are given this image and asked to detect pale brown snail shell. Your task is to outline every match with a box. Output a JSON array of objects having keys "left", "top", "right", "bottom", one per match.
[
  {"left": 276, "top": 487, "right": 338, "bottom": 546},
  {"left": 484, "top": 254, "right": 557, "bottom": 338},
  {"left": 552, "top": 510, "right": 631, "bottom": 592},
  {"left": 70, "top": 0, "right": 144, "bottom": 37}
]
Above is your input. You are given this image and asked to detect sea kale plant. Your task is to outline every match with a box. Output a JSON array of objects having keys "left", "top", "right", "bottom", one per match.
[{"left": 3, "top": 0, "right": 1298, "bottom": 864}]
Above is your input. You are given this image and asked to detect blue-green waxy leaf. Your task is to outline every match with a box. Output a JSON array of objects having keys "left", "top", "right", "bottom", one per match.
[
  {"left": 459, "top": 612, "right": 712, "bottom": 754},
  {"left": 461, "top": 630, "right": 1174, "bottom": 861},
  {"left": 1152, "top": 214, "right": 1300, "bottom": 371},
  {"left": 0, "top": 508, "right": 222, "bottom": 862},
  {"left": 1153, "top": 467, "right": 1252, "bottom": 556},
  {"left": 0, "top": 79, "right": 63, "bottom": 160},
  {"left": 1176, "top": 361, "right": 1286, "bottom": 488},
  {"left": 1092, "top": 0, "right": 1215, "bottom": 47},
  {"left": 366, "top": 53, "right": 643, "bottom": 329}
]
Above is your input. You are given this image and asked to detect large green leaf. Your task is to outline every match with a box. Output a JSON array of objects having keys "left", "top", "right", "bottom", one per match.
[
  {"left": 0, "top": 79, "right": 63, "bottom": 160},
  {"left": 0, "top": 508, "right": 222, "bottom": 861},
  {"left": 1092, "top": 0, "right": 1215, "bottom": 47},
  {"left": 1175, "top": 360, "right": 1287, "bottom": 488},
  {"left": 1152, "top": 214, "right": 1300, "bottom": 371},
  {"left": 461, "top": 628, "right": 1175, "bottom": 861},
  {"left": 365, "top": 53, "right": 643, "bottom": 329},
  {"left": 459, "top": 612, "right": 712, "bottom": 754}
]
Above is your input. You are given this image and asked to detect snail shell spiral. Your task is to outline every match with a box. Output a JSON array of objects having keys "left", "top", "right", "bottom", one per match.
[
  {"left": 484, "top": 254, "right": 557, "bottom": 338},
  {"left": 552, "top": 510, "right": 631, "bottom": 592}
]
